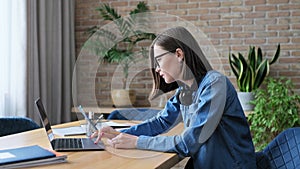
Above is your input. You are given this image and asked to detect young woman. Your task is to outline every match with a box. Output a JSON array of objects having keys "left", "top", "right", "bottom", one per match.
[{"left": 92, "top": 26, "right": 256, "bottom": 169}]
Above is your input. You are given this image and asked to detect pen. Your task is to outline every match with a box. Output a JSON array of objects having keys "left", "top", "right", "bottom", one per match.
[
  {"left": 78, "top": 105, "right": 98, "bottom": 131},
  {"left": 94, "top": 114, "right": 104, "bottom": 125}
]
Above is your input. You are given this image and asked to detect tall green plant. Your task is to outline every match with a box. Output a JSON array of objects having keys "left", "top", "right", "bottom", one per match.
[
  {"left": 84, "top": 2, "right": 156, "bottom": 89},
  {"left": 229, "top": 44, "right": 280, "bottom": 92},
  {"left": 248, "top": 77, "right": 300, "bottom": 151}
]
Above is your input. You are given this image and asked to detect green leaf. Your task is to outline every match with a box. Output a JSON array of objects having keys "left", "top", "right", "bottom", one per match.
[
  {"left": 244, "top": 71, "right": 251, "bottom": 92},
  {"left": 270, "top": 43, "right": 280, "bottom": 65},
  {"left": 129, "top": 1, "right": 149, "bottom": 15},
  {"left": 253, "top": 60, "right": 269, "bottom": 90},
  {"left": 256, "top": 47, "right": 263, "bottom": 66},
  {"left": 96, "top": 3, "right": 121, "bottom": 21},
  {"left": 238, "top": 60, "right": 246, "bottom": 91},
  {"left": 229, "top": 53, "right": 240, "bottom": 79},
  {"left": 238, "top": 53, "right": 251, "bottom": 92},
  {"left": 248, "top": 46, "right": 256, "bottom": 71}
]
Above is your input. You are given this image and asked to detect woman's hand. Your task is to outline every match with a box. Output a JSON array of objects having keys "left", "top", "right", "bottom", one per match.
[
  {"left": 91, "top": 126, "right": 138, "bottom": 149},
  {"left": 91, "top": 126, "right": 119, "bottom": 144},
  {"left": 109, "top": 133, "right": 138, "bottom": 149}
]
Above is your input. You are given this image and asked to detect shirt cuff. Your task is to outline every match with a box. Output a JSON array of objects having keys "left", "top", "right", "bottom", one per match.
[{"left": 137, "top": 135, "right": 150, "bottom": 149}]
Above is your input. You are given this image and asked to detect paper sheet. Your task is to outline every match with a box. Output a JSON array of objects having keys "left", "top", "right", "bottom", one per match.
[
  {"left": 100, "top": 121, "right": 132, "bottom": 129},
  {"left": 52, "top": 126, "right": 86, "bottom": 136},
  {"left": 52, "top": 121, "right": 132, "bottom": 136}
]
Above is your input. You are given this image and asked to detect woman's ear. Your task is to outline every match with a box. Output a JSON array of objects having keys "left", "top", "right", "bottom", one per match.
[{"left": 176, "top": 48, "right": 184, "bottom": 62}]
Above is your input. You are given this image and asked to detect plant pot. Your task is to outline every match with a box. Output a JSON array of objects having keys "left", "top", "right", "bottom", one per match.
[
  {"left": 237, "top": 92, "right": 254, "bottom": 111},
  {"left": 111, "top": 89, "right": 136, "bottom": 107}
]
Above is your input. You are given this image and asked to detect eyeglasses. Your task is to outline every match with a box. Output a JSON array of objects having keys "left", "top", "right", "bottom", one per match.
[{"left": 154, "top": 50, "right": 176, "bottom": 68}]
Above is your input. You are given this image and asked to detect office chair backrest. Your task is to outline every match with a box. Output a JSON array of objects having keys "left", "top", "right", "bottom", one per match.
[
  {"left": 0, "top": 116, "right": 40, "bottom": 137},
  {"left": 256, "top": 151, "right": 271, "bottom": 169},
  {"left": 256, "top": 127, "right": 300, "bottom": 169}
]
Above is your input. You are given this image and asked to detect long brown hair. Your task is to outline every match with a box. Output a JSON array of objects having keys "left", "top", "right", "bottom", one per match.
[{"left": 149, "top": 26, "right": 212, "bottom": 100}]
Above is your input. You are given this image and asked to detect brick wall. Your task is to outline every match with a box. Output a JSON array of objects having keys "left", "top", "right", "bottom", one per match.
[{"left": 75, "top": 0, "right": 300, "bottom": 107}]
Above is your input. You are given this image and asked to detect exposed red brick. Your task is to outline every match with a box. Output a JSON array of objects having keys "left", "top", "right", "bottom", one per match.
[
  {"left": 232, "top": 19, "right": 254, "bottom": 25},
  {"left": 158, "top": 4, "right": 177, "bottom": 10},
  {"left": 255, "top": 5, "right": 277, "bottom": 11},
  {"left": 209, "top": 20, "right": 230, "bottom": 26},
  {"left": 168, "top": 10, "right": 187, "bottom": 16},
  {"left": 232, "top": 32, "right": 254, "bottom": 38},
  {"left": 279, "top": 57, "right": 300, "bottom": 63},
  {"left": 244, "top": 25, "right": 265, "bottom": 31},
  {"left": 231, "top": 6, "right": 253, "bottom": 12},
  {"left": 169, "top": 0, "right": 188, "bottom": 3},
  {"left": 178, "top": 3, "right": 199, "bottom": 9},
  {"left": 279, "top": 4, "right": 300, "bottom": 10},
  {"left": 210, "top": 33, "right": 230, "bottom": 39},
  {"left": 189, "top": 9, "right": 209, "bottom": 15},
  {"left": 245, "top": 12, "right": 266, "bottom": 18},
  {"left": 268, "top": 0, "right": 289, "bottom": 4},
  {"left": 199, "top": 2, "right": 220, "bottom": 8},
  {"left": 268, "top": 11, "right": 290, "bottom": 17},
  {"left": 200, "top": 14, "right": 220, "bottom": 20},
  {"left": 110, "top": 1, "right": 128, "bottom": 7},
  {"left": 292, "top": 11, "right": 300, "bottom": 16},
  {"left": 222, "top": 39, "right": 243, "bottom": 45},
  {"left": 245, "top": 38, "right": 266, "bottom": 45},
  {"left": 245, "top": 0, "right": 266, "bottom": 5},
  {"left": 268, "top": 37, "right": 290, "bottom": 43},
  {"left": 221, "top": 1, "right": 242, "bottom": 6}
]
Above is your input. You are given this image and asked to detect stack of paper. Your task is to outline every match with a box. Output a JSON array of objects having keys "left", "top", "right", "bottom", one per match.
[{"left": 0, "top": 145, "right": 67, "bottom": 168}]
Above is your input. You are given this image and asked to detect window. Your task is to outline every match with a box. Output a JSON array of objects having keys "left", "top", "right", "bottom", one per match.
[{"left": 0, "top": 0, "right": 26, "bottom": 116}]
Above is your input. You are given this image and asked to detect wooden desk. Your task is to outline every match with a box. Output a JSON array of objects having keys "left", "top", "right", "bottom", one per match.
[
  {"left": 0, "top": 121, "right": 183, "bottom": 169},
  {"left": 71, "top": 107, "right": 162, "bottom": 115}
]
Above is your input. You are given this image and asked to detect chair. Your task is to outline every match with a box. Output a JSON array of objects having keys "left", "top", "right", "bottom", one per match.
[
  {"left": 0, "top": 116, "right": 40, "bottom": 137},
  {"left": 107, "top": 108, "right": 161, "bottom": 121},
  {"left": 256, "top": 127, "right": 300, "bottom": 169}
]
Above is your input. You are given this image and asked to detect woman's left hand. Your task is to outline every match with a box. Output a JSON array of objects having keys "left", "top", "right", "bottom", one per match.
[{"left": 108, "top": 133, "right": 138, "bottom": 149}]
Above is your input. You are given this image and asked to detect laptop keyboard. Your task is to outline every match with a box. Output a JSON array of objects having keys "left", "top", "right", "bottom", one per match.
[{"left": 53, "top": 138, "right": 83, "bottom": 149}]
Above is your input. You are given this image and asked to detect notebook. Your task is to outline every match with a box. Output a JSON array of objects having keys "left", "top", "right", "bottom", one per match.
[
  {"left": 0, "top": 145, "right": 67, "bottom": 168},
  {"left": 35, "top": 98, "right": 105, "bottom": 151},
  {"left": 0, "top": 145, "right": 55, "bottom": 165}
]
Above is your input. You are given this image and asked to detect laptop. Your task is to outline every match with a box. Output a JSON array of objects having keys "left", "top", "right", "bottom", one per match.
[{"left": 35, "top": 98, "right": 105, "bottom": 151}]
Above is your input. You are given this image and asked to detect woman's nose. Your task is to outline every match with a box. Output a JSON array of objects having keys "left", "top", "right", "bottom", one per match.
[{"left": 155, "top": 66, "right": 160, "bottom": 73}]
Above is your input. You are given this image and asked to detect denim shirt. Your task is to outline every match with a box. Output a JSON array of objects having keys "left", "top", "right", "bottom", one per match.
[{"left": 122, "top": 70, "right": 256, "bottom": 169}]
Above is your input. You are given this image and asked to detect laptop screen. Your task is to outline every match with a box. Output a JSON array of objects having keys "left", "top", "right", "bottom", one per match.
[{"left": 35, "top": 98, "right": 55, "bottom": 141}]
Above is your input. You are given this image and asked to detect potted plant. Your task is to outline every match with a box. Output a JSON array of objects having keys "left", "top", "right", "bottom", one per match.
[
  {"left": 84, "top": 2, "right": 156, "bottom": 107},
  {"left": 247, "top": 77, "right": 300, "bottom": 151},
  {"left": 229, "top": 44, "right": 280, "bottom": 110}
]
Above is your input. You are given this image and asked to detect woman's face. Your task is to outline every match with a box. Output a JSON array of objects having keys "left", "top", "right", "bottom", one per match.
[{"left": 153, "top": 44, "right": 183, "bottom": 84}]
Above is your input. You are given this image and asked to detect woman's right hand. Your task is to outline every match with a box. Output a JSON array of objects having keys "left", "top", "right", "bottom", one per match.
[{"left": 91, "top": 126, "right": 120, "bottom": 144}]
